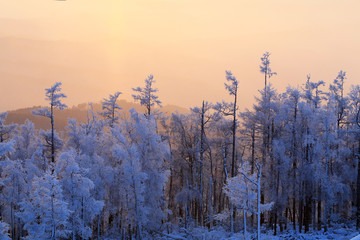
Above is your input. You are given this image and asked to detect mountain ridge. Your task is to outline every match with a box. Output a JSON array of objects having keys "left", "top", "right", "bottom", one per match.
[{"left": 4, "top": 99, "right": 189, "bottom": 131}]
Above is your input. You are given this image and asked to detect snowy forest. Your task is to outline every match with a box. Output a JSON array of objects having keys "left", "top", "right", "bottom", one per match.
[{"left": 1, "top": 53, "right": 360, "bottom": 240}]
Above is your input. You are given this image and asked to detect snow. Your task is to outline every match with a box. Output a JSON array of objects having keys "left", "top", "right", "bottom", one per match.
[
  {"left": 162, "top": 228, "right": 360, "bottom": 240},
  {"left": 351, "top": 234, "right": 360, "bottom": 240},
  {"left": 2, "top": 66, "right": 360, "bottom": 239}
]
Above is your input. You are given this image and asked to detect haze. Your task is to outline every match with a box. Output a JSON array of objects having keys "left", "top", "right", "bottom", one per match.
[{"left": 1, "top": 0, "right": 359, "bottom": 112}]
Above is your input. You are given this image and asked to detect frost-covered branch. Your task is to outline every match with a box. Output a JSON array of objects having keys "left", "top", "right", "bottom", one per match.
[
  {"left": 132, "top": 74, "right": 162, "bottom": 117},
  {"left": 100, "top": 91, "right": 122, "bottom": 127}
]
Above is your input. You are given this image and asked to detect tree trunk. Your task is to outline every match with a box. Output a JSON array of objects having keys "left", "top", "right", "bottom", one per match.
[
  {"left": 274, "top": 212, "right": 277, "bottom": 236},
  {"left": 199, "top": 101, "right": 205, "bottom": 226},
  {"left": 243, "top": 209, "right": 247, "bottom": 240},
  {"left": 317, "top": 192, "right": 322, "bottom": 231},
  {"left": 257, "top": 165, "right": 262, "bottom": 240},
  {"left": 97, "top": 213, "right": 101, "bottom": 240},
  {"left": 208, "top": 176, "right": 212, "bottom": 228},
  {"left": 231, "top": 89, "right": 237, "bottom": 178},
  {"left": 51, "top": 104, "right": 55, "bottom": 163},
  {"left": 285, "top": 207, "right": 288, "bottom": 231},
  {"left": 168, "top": 167, "right": 174, "bottom": 222},
  {"left": 304, "top": 195, "right": 312, "bottom": 233},
  {"left": 298, "top": 198, "right": 303, "bottom": 233},
  {"left": 357, "top": 140, "right": 360, "bottom": 229},
  {"left": 293, "top": 198, "right": 296, "bottom": 231}
]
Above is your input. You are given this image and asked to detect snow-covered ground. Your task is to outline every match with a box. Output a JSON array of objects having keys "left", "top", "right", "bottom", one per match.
[
  {"left": 350, "top": 234, "right": 360, "bottom": 240},
  {"left": 155, "top": 226, "right": 360, "bottom": 240}
]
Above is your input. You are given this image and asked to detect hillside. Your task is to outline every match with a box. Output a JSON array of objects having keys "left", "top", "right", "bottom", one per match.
[{"left": 4, "top": 99, "right": 188, "bottom": 130}]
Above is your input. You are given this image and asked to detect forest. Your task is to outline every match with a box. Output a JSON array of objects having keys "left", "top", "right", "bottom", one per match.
[{"left": 1, "top": 52, "right": 360, "bottom": 240}]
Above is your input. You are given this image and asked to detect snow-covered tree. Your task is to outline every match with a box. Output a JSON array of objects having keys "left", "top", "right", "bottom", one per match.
[
  {"left": 303, "top": 74, "right": 325, "bottom": 108},
  {"left": 112, "top": 109, "right": 169, "bottom": 239},
  {"left": 19, "top": 171, "right": 70, "bottom": 240},
  {"left": 113, "top": 138, "right": 147, "bottom": 240},
  {"left": 1, "top": 120, "right": 44, "bottom": 239},
  {"left": 65, "top": 109, "right": 110, "bottom": 239},
  {"left": 0, "top": 221, "right": 11, "bottom": 240},
  {"left": 39, "top": 129, "right": 64, "bottom": 168},
  {"left": 347, "top": 85, "right": 360, "bottom": 229},
  {"left": 259, "top": 51, "right": 277, "bottom": 91},
  {"left": 100, "top": 92, "right": 122, "bottom": 128},
  {"left": 56, "top": 149, "right": 103, "bottom": 240},
  {"left": 190, "top": 101, "right": 212, "bottom": 226},
  {"left": 1, "top": 156, "right": 26, "bottom": 239},
  {"left": 0, "top": 139, "right": 13, "bottom": 158},
  {"left": 169, "top": 111, "right": 202, "bottom": 228},
  {"left": 329, "top": 70, "right": 348, "bottom": 129},
  {"left": 0, "top": 134, "right": 21, "bottom": 240},
  {"left": 224, "top": 162, "right": 272, "bottom": 240},
  {"left": 251, "top": 83, "right": 280, "bottom": 227},
  {"left": 213, "top": 70, "right": 239, "bottom": 178},
  {"left": 32, "top": 82, "right": 67, "bottom": 163},
  {"left": 0, "top": 112, "right": 17, "bottom": 143},
  {"left": 11, "top": 120, "right": 39, "bottom": 161},
  {"left": 132, "top": 74, "right": 162, "bottom": 117}
]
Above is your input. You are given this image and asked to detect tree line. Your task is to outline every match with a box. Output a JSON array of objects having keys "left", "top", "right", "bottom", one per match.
[{"left": 1, "top": 53, "right": 360, "bottom": 239}]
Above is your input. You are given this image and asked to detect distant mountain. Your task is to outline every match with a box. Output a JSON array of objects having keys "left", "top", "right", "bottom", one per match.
[{"left": 5, "top": 99, "right": 189, "bottom": 131}]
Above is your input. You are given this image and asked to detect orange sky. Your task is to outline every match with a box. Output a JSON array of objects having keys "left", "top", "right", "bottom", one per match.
[{"left": 0, "top": 0, "right": 359, "bottom": 111}]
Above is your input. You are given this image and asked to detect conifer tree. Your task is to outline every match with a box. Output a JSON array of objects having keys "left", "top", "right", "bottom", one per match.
[
  {"left": 132, "top": 75, "right": 162, "bottom": 118},
  {"left": 100, "top": 92, "right": 122, "bottom": 128},
  {"left": 32, "top": 82, "right": 67, "bottom": 163}
]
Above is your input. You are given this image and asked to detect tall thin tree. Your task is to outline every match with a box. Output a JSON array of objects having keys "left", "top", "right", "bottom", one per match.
[
  {"left": 32, "top": 82, "right": 67, "bottom": 163},
  {"left": 260, "top": 52, "right": 277, "bottom": 93},
  {"left": 100, "top": 91, "right": 122, "bottom": 128},
  {"left": 132, "top": 75, "right": 162, "bottom": 118}
]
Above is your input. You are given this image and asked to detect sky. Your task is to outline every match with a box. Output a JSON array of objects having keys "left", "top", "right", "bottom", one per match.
[{"left": 0, "top": 0, "right": 359, "bottom": 112}]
